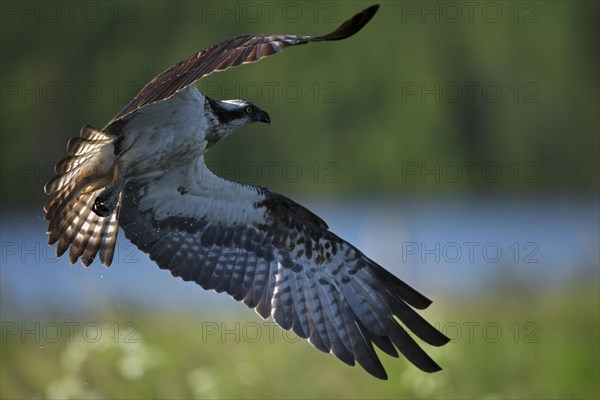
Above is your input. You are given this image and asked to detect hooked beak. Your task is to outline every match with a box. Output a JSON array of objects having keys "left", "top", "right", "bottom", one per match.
[{"left": 258, "top": 110, "right": 271, "bottom": 126}]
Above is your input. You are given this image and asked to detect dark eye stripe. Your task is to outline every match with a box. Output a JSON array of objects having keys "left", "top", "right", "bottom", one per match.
[{"left": 207, "top": 97, "right": 247, "bottom": 123}]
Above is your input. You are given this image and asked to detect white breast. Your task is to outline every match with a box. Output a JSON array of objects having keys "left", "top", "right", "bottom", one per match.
[{"left": 117, "top": 86, "right": 210, "bottom": 177}]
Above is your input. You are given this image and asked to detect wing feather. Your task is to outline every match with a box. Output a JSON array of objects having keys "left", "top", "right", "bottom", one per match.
[
  {"left": 118, "top": 157, "right": 449, "bottom": 380},
  {"left": 289, "top": 271, "right": 310, "bottom": 339},
  {"left": 104, "top": 5, "right": 379, "bottom": 131}
]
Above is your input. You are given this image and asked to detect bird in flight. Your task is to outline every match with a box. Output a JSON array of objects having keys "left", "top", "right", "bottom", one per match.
[{"left": 44, "top": 5, "right": 449, "bottom": 380}]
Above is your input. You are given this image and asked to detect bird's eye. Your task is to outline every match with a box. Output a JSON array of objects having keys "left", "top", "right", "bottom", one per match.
[{"left": 245, "top": 106, "right": 253, "bottom": 114}]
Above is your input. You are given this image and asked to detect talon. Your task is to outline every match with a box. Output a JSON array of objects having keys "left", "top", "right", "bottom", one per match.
[
  {"left": 93, "top": 186, "right": 120, "bottom": 217},
  {"left": 92, "top": 200, "right": 111, "bottom": 217}
]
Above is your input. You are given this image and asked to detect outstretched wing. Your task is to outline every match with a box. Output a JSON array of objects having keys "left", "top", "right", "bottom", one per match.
[
  {"left": 105, "top": 5, "right": 379, "bottom": 131},
  {"left": 118, "top": 157, "right": 449, "bottom": 380}
]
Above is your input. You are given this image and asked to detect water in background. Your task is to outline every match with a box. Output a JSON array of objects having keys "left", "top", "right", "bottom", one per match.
[{"left": 1, "top": 196, "right": 598, "bottom": 315}]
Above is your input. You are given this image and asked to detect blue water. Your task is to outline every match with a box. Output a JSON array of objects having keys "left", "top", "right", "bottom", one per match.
[{"left": 1, "top": 196, "right": 598, "bottom": 314}]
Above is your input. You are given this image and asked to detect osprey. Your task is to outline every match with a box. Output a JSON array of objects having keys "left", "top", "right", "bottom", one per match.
[{"left": 44, "top": 5, "right": 449, "bottom": 380}]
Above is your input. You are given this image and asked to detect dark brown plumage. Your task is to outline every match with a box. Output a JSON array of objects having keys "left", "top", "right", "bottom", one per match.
[{"left": 105, "top": 5, "right": 379, "bottom": 131}]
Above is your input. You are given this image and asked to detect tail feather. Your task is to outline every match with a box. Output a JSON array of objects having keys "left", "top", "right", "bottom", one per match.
[
  {"left": 66, "top": 191, "right": 98, "bottom": 261},
  {"left": 45, "top": 154, "right": 108, "bottom": 194},
  {"left": 45, "top": 126, "right": 115, "bottom": 195},
  {"left": 54, "top": 153, "right": 95, "bottom": 175},
  {"left": 45, "top": 169, "right": 84, "bottom": 201},
  {"left": 48, "top": 198, "right": 80, "bottom": 245},
  {"left": 44, "top": 125, "right": 120, "bottom": 267},
  {"left": 66, "top": 192, "right": 119, "bottom": 267},
  {"left": 82, "top": 206, "right": 120, "bottom": 266},
  {"left": 98, "top": 208, "right": 120, "bottom": 265},
  {"left": 67, "top": 137, "right": 112, "bottom": 156},
  {"left": 80, "top": 124, "right": 110, "bottom": 140},
  {"left": 44, "top": 180, "right": 77, "bottom": 218}
]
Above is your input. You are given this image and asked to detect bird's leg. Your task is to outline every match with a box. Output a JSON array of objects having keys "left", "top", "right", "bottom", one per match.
[{"left": 92, "top": 162, "right": 124, "bottom": 217}]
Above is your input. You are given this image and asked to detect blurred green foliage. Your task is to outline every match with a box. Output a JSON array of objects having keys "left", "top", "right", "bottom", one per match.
[
  {"left": 1, "top": 284, "right": 598, "bottom": 399},
  {"left": 1, "top": 1, "right": 598, "bottom": 206}
]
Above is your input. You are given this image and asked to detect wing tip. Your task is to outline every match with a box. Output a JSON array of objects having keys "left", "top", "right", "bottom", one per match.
[
  {"left": 421, "top": 360, "right": 444, "bottom": 373},
  {"left": 319, "top": 4, "right": 380, "bottom": 42}
]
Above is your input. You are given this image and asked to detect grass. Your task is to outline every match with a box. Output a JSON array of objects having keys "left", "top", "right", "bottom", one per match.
[{"left": 1, "top": 283, "right": 598, "bottom": 399}]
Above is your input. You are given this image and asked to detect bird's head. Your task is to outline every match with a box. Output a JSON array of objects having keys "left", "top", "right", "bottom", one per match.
[
  {"left": 205, "top": 97, "right": 270, "bottom": 147},
  {"left": 220, "top": 99, "right": 271, "bottom": 125}
]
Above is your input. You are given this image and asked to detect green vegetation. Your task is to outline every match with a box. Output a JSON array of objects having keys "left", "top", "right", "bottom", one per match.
[
  {"left": 2, "top": 284, "right": 598, "bottom": 399},
  {"left": 1, "top": 1, "right": 598, "bottom": 205}
]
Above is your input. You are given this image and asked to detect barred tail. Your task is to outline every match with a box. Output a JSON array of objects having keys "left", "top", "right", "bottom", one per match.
[{"left": 44, "top": 125, "right": 120, "bottom": 267}]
